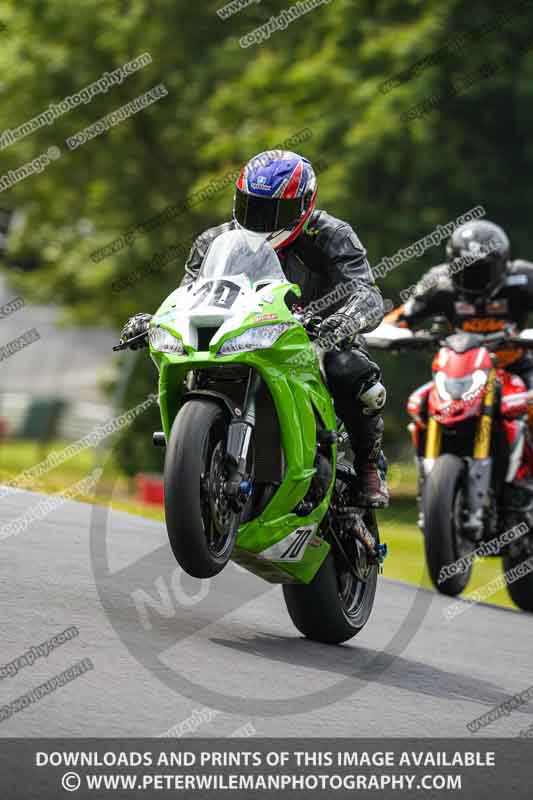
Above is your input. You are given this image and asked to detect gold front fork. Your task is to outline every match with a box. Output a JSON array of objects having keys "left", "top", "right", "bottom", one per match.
[
  {"left": 425, "top": 416, "right": 442, "bottom": 459},
  {"left": 473, "top": 367, "right": 496, "bottom": 459},
  {"left": 425, "top": 367, "right": 497, "bottom": 459}
]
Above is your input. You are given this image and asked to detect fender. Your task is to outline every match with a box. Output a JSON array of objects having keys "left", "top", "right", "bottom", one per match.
[{"left": 181, "top": 389, "right": 238, "bottom": 420}]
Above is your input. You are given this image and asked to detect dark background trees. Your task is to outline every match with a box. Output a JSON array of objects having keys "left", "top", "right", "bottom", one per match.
[{"left": 2, "top": 0, "right": 532, "bottom": 470}]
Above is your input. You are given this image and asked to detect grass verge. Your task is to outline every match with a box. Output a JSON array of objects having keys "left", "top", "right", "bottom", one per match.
[{"left": 0, "top": 443, "right": 520, "bottom": 610}]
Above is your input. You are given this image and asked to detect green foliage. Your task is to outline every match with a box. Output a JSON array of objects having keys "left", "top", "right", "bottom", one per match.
[
  {"left": 113, "top": 357, "right": 165, "bottom": 477},
  {"left": 1, "top": 0, "right": 532, "bottom": 462}
]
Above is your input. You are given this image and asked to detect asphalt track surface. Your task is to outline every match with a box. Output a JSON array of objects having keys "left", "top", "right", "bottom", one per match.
[{"left": 0, "top": 487, "right": 532, "bottom": 738}]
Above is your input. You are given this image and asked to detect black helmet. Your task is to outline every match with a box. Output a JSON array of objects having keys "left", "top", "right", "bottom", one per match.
[{"left": 446, "top": 220, "right": 510, "bottom": 296}]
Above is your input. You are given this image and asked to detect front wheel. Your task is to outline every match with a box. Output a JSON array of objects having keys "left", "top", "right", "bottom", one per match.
[
  {"left": 422, "top": 454, "right": 473, "bottom": 596},
  {"left": 164, "top": 401, "right": 239, "bottom": 579},
  {"left": 282, "top": 514, "right": 378, "bottom": 645}
]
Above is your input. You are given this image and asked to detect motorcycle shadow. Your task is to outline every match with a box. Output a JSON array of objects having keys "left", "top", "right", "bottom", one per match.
[{"left": 209, "top": 632, "right": 532, "bottom": 715}]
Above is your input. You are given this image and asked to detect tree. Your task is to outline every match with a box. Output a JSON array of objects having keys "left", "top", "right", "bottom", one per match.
[{"left": 2, "top": 0, "right": 532, "bottom": 460}]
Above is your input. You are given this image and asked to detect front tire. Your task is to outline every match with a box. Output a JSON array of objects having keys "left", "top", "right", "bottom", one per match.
[
  {"left": 423, "top": 454, "right": 472, "bottom": 596},
  {"left": 164, "top": 401, "right": 238, "bottom": 579}
]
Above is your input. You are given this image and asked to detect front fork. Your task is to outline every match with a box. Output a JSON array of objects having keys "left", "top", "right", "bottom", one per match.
[
  {"left": 415, "top": 417, "right": 442, "bottom": 529},
  {"left": 420, "top": 368, "right": 497, "bottom": 539},
  {"left": 224, "top": 371, "right": 261, "bottom": 509}
]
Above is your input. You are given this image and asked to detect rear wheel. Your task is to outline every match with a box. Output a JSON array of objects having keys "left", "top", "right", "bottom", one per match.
[
  {"left": 423, "top": 454, "right": 473, "bottom": 596},
  {"left": 164, "top": 401, "right": 239, "bottom": 578},
  {"left": 283, "top": 495, "right": 378, "bottom": 644},
  {"left": 502, "top": 552, "right": 533, "bottom": 612}
]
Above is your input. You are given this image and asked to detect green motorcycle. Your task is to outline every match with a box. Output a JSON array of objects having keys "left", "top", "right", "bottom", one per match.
[{"left": 117, "top": 229, "right": 386, "bottom": 644}]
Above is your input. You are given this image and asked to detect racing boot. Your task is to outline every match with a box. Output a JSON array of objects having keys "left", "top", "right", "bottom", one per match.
[{"left": 353, "top": 416, "right": 389, "bottom": 508}]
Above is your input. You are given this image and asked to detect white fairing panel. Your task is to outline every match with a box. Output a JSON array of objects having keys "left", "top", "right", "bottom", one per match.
[
  {"left": 150, "top": 230, "right": 290, "bottom": 350},
  {"left": 258, "top": 525, "right": 317, "bottom": 562}
]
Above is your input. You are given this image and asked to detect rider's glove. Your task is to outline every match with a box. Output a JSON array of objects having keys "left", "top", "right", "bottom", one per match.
[
  {"left": 318, "top": 313, "right": 362, "bottom": 349},
  {"left": 120, "top": 313, "right": 152, "bottom": 349}
]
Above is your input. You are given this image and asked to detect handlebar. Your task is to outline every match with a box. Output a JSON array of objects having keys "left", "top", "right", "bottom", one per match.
[
  {"left": 388, "top": 333, "right": 438, "bottom": 350},
  {"left": 371, "top": 326, "right": 533, "bottom": 353},
  {"left": 502, "top": 337, "right": 533, "bottom": 350},
  {"left": 364, "top": 331, "right": 439, "bottom": 351},
  {"left": 457, "top": 329, "right": 533, "bottom": 350}
]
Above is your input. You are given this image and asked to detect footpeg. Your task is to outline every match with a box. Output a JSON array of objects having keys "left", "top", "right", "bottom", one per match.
[{"left": 375, "top": 543, "right": 388, "bottom": 570}]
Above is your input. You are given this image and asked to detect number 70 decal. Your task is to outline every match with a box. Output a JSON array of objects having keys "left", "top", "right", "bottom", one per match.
[{"left": 258, "top": 526, "right": 317, "bottom": 562}]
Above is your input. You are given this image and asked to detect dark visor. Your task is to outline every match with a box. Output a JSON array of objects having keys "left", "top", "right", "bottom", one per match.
[
  {"left": 234, "top": 188, "right": 302, "bottom": 233},
  {"left": 454, "top": 257, "right": 493, "bottom": 292}
]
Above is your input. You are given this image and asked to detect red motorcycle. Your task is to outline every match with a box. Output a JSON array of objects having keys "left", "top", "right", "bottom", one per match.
[{"left": 365, "top": 321, "right": 533, "bottom": 610}]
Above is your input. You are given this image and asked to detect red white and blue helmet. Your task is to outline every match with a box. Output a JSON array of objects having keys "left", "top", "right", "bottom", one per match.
[{"left": 233, "top": 150, "right": 317, "bottom": 250}]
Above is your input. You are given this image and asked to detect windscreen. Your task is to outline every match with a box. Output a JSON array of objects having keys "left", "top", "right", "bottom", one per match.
[{"left": 198, "top": 229, "right": 286, "bottom": 285}]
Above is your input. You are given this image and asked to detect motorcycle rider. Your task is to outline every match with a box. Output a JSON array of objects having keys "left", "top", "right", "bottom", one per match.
[
  {"left": 388, "top": 219, "right": 533, "bottom": 426},
  {"left": 120, "top": 150, "right": 389, "bottom": 506}
]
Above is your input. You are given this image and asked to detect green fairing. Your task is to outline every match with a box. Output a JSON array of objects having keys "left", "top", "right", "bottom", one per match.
[{"left": 149, "top": 282, "right": 337, "bottom": 584}]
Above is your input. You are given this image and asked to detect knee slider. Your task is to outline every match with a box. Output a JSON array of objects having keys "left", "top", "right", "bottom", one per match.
[{"left": 359, "top": 380, "right": 387, "bottom": 415}]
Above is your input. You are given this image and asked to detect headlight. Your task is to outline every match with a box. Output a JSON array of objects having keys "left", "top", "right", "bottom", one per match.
[
  {"left": 464, "top": 369, "right": 488, "bottom": 401},
  {"left": 218, "top": 323, "right": 292, "bottom": 355},
  {"left": 435, "top": 369, "right": 487, "bottom": 402},
  {"left": 149, "top": 327, "right": 185, "bottom": 354},
  {"left": 435, "top": 371, "right": 451, "bottom": 401}
]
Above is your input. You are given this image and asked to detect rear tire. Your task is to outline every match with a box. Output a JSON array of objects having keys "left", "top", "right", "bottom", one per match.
[
  {"left": 502, "top": 553, "right": 533, "bottom": 612},
  {"left": 423, "top": 454, "right": 472, "bottom": 596},
  {"left": 164, "top": 401, "right": 237, "bottom": 579},
  {"left": 283, "top": 506, "right": 379, "bottom": 646}
]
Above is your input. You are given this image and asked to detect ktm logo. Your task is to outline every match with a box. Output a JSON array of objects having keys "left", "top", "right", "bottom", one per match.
[{"left": 462, "top": 318, "right": 506, "bottom": 333}]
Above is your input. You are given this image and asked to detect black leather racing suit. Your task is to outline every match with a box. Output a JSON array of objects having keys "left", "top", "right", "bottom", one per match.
[
  {"left": 398, "top": 260, "right": 533, "bottom": 392},
  {"left": 181, "top": 209, "right": 387, "bottom": 467}
]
